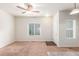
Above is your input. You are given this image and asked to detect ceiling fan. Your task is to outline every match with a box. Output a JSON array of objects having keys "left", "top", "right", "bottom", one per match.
[{"left": 16, "top": 3, "right": 40, "bottom": 14}]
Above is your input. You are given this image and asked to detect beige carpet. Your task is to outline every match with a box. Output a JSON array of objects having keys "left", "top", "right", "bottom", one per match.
[
  {"left": 0, "top": 41, "right": 79, "bottom": 56},
  {"left": 48, "top": 52, "right": 79, "bottom": 56}
]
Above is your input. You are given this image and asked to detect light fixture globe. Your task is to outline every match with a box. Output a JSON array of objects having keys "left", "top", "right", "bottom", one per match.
[
  {"left": 70, "top": 3, "right": 79, "bottom": 15},
  {"left": 70, "top": 8, "right": 79, "bottom": 15}
]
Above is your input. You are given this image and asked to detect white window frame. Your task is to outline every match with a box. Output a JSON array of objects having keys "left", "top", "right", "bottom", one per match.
[
  {"left": 65, "top": 20, "right": 76, "bottom": 39},
  {"left": 28, "top": 23, "right": 41, "bottom": 36}
]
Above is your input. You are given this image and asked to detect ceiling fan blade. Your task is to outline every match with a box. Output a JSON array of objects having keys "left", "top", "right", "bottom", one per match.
[
  {"left": 22, "top": 12, "right": 26, "bottom": 14},
  {"left": 16, "top": 6, "right": 26, "bottom": 10},
  {"left": 32, "top": 11, "right": 40, "bottom": 13}
]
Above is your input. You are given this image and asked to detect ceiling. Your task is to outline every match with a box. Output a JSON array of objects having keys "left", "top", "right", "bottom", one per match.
[{"left": 0, "top": 3, "right": 79, "bottom": 16}]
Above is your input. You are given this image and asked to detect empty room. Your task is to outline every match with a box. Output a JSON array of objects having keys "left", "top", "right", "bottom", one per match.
[{"left": 0, "top": 3, "right": 79, "bottom": 56}]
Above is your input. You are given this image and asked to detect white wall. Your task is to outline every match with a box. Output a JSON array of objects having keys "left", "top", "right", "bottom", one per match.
[
  {"left": 15, "top": 16, "right": 52, "bottom": 41},
  {"left": 0, "top": 10, "right": 15, "bottom": 48},
  {"left": 52, "top": 12, "right": 59, "bottom": 45}
]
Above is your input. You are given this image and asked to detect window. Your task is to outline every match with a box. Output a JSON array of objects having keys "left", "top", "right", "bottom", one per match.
[
  {"left": 29, "top": 23, "right": 40, "bottom": 35},
  {"left": 65, "top": 20, "right": 76, "bottom": 39}
]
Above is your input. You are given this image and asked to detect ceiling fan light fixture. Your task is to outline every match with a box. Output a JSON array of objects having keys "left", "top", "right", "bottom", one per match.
[
  {"left": 70, "top": 3, "right": 79, "bottom": 15},
  {"left": 70, "top": 8, "right": 79, "bottom": 15},
  {"left": 17, "top": 3, "right": 40, "bottom": 14}
]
